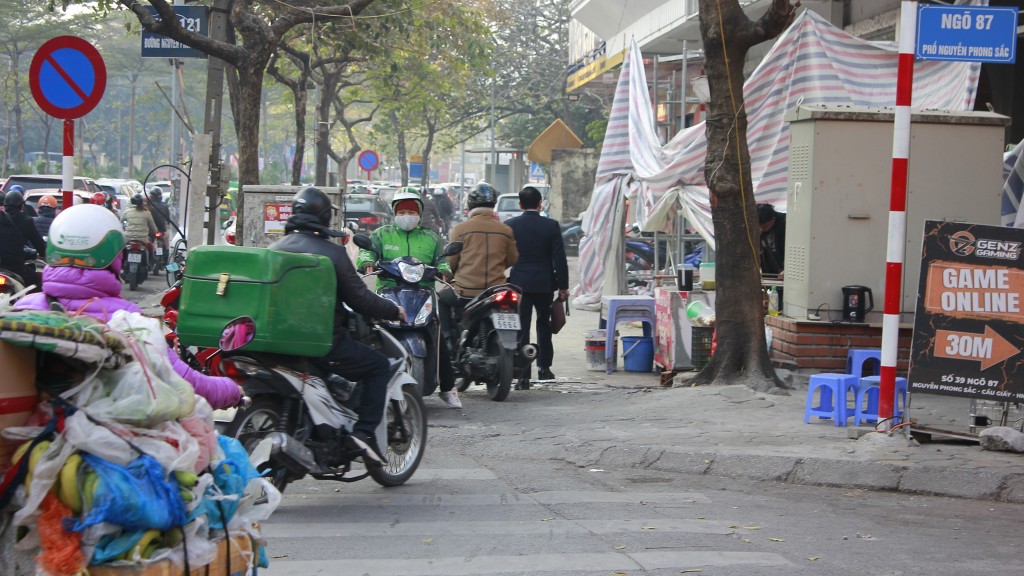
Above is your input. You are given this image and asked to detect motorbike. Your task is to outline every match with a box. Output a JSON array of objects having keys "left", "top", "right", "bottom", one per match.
[
  {"left": 217, "top": 313, "right": 427, "bottom": 491},
  {"left": 560, "top": 218, "right": 583, "bottom": 256},
  {"left": 151, "top": 231, "right": 167, "bottom": 274},
  {"left": 353, "top": 234, "right": 460, "bottom": 398},
  {"left": 442, "top": 284, "right": 537, "bottom": 402},
  {"left": 0, "top": 268, "right": 27, "bottom": 299},
  {"left": 123, "top": 240, "right": 149, "bottom": 291}
]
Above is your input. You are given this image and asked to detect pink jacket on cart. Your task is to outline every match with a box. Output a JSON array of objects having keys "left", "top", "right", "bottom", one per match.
[{"left": 16, "top": 263, "right": 242, "bottom": 409}]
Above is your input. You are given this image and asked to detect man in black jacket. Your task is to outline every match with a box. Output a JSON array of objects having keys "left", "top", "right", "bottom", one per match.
[
  {"left": 270, "top": 187, "right": 405, "bottom": 462},
  {"left": 757, "top": 203, "right": 786, "bottom": 277},
  {"left": 0, "top": 190, "right": 46, "bottom": 291},
  {"left": 506, "top": 186, "right": 569, "bottom": 382}
]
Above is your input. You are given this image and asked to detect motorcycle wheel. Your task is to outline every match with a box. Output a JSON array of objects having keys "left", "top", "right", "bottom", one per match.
[
  {"left": 409, "top": 356, "right": 431, "bottom": 397},
  {"left": 486, "top": 332, "right": 513, "bottom": 402},
  {"left": 128, "top": 264, "right": 139, "bottom": 291},
  {"left": 223, "top": 397, "right": 294, "bottom": 493},
  {"left": 369, "top": 383, "right": 427, "bottom": 487}
]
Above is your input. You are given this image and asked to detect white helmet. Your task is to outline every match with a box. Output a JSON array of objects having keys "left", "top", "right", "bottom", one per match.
[
  {"left": 390, "top": 187, "right": 423, "bottom": 214},
  {"left": 46, "top": 204, "right": 126, "bottom": 270}
]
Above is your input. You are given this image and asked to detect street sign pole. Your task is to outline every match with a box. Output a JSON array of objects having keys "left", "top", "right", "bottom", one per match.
[
  {"left": 62, "top": 119, "right": 74, "bottom": 209},
  {"left": 880, "top": 1, "right": 919, "bottom": 429}
]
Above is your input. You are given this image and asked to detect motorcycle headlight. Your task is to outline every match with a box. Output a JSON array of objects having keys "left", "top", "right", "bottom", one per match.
[
  {"left": 398, "top": 261, "right": 425, "bottom": 283},
  {"left": 413, "top": 300, "right": 432, "bottom": 326}
]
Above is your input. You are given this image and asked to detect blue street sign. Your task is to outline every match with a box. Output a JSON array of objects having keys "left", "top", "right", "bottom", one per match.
[
  {"left": 141, "top": 6, "right": 208, "bottom": 59},
  {"left": 358, "top": 150, "right": 379, "bottom": 172},
  {"left": 916, "top": 5, "right": 1017, "bottom": 64},
  {"left": 29, "top": 36, "right": 106, "bottom": 120},
  {"left": 409, "top": 162, "right": 423, "bottom": 180},
  {"left": 530, "top": 162, "right": 545, "bottom": 179}
]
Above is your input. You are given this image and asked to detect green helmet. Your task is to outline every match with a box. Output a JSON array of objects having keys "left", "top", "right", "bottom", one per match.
[
  {"left": 391, "top": 187, "right": 424, "bottom": 214},
  {"left": 46, "top": 204, "right": 126, "bottom": 270}
]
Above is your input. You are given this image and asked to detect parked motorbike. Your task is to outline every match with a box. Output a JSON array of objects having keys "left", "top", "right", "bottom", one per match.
[
  {"left": 353, "top": 234, "right": 460, "bottom": 398},
  {"left": 560, "top": 218, "right": 583, "bottom": 256},
  {"left": 218, "top": 314, "right": 427, "bottom": 491},
  {"left": 151, "top": 231, "right": 167, "bottom": 274},
  {"left": 123, "top": 240, "right": 148, "bottom": 291},
  {"left": 442, "top": 284, "right": 537, "bottom": 402}
]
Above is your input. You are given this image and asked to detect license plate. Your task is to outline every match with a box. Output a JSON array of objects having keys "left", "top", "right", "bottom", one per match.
[
  {"left": 492, "top": 313, "right": 521, "bottom": 331},
  {"left": 166, "top": 262, "right": 180, "bottom": 272},
  {"left": 155, "top": 247, "right": 163, "bottom": 256},
  {"left": 127, "top": 253, "right": 143, "bottom": 263}
]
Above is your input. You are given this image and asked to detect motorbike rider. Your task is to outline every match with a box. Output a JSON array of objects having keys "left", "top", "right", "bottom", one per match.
[
  {"left": 355, "top": 188, "right": 461, "bottom": 409},
  {"left": 0, "top": 189, "right": 47, "bottom": 292},
  {"left": 270, "top": 187, "right": 406, "bottom": 463},
  {"left": 14, "top": 204, "right": 242, "bottom": 409},
  {"left": 440, "top": 182, "right": 519, "bottom": 350},
  {"left": 34, "top": 195, "right": 58, "bottom": 237},
  {"left": 146, "top": 187, "right": 171, "bottom": 264},
  {"left": 4, "top": 185, "right": 37, "bottom": 217},
  {"left": 123, "top": 194, "right": 158, "bottom": 267}
]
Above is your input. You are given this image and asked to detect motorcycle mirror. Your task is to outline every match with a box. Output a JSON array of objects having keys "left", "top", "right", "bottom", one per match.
[
  {"left": 442, "top": 241, "right": 463, "bottom": 257},
  {"left": 352, "top": 233, "right": 374, "bottom": 251},
  {"left": 220, "top": 316, "right": 256, "bottom": 351}
]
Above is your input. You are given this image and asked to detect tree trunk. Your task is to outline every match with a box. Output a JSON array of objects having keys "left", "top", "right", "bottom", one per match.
[
  {"left": 291, "top": 86, "right": 308, "bottom": 185},
  {"left": 232, "top": 60, "right": 266, "bottom": 244},
  {"left": 314, "top": 75, "right": 337, "bottom": 186},
  {"left": 692, "top": 0, "right": 796, "bottom": 393},
  {"left": 12, "top": 51, "right": 25, "bottom": 170},
  {"left": 391, "top": 109, "right": 409, "bottom": 186},
  {"left": 420, "top": 116, "right": 435, "bottom": 188}
]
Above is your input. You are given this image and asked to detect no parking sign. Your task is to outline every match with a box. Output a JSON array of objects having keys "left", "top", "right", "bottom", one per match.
[{"left": 29, "top": 36, "right": 106, "bottom": 206}]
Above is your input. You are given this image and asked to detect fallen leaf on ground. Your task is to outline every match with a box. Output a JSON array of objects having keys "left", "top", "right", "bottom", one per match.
[
  {"left": 542, "top": 517, "right": 556, "bottom": 521},
  {"left": 741, "top": 526, "right": 761, "bottom": 530},
  {"left": 807, "top": 556, "right": 820, "bottom": 561},
  {"left": 769, "top": 538, "right": 786, "bottom": 542},
  {"left": 613, "top": 545, "right": 626, "bottom": 550},
  {"left": 642, "top": 526, "right": 657, "bottom": 530},
  {"left": 680, "top": 569, "right": 703, "bottom": 573},
  {"left": 422, "top": 538, "right": 433, "bottom": 543}
]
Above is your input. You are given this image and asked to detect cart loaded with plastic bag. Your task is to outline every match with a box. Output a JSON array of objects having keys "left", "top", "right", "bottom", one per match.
[{"left": 0, "top": 297, "right": 278, "bottom": 575}]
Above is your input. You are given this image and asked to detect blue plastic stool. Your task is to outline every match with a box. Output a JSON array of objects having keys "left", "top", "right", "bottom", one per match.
[
  {"left": 805, "top": 373, "right": 858, "bottom": 426},
  {"left": 846, "top": 349, "right": 881, "bottom": 379},
  {"left": 854, "top": 376, "right": 908, "bottom": 426},
  {"left": 600, "top": 296, "right": 655, "bottom": 374}
]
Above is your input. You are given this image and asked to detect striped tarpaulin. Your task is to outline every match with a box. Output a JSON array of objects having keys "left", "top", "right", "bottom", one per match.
[
  {"left": 1002, "top": 140, "right": 1024, "bottom": 228},
  {"left": 574, "top": 8, "right": 981, "bottom": 307}
]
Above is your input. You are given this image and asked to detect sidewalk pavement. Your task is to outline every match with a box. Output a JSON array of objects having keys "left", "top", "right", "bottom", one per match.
[{"left": 528, "top": 298, "right": 1024, "bottom": 503}]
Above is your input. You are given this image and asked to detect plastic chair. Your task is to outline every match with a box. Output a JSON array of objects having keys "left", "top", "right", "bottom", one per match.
[
  {"left": 600, "top": 296, "right": 655, "bottom": 374},
  {"left": 854, "top": 376, "right": 908, "bottom": 426},
  {"left": 804, "top": 373, "right": 858, "bottom": 426},
  {"left": 846, "top": 349, "right": 881, "bottom": 379}
]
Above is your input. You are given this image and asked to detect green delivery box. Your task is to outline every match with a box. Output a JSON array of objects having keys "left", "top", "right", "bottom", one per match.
[{"left": 177, "top": 246, "right": 336, "bottom": 356}]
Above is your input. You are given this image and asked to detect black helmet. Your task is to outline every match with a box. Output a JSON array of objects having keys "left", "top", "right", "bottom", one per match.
[
  {"left": 292, "top": 186, "right": 334, "bottom": 226},
  {"left": 130, "top": 194, "right": 144, "bottom": 206},
  {"left": 467, "top": 182, "right": 497, "bottom": 209},
  {"left": 4, "top": 190, "right": 25, "bottom": 210},
  {"left": 148, "top": 187, "right": 163, "bottom": 200}
]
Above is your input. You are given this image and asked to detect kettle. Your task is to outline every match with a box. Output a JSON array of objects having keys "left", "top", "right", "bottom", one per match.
[{"left": 842, "top": 285, "right": 874, "bottom": 322}]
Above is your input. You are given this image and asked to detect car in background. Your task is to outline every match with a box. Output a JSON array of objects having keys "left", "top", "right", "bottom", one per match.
[
  {"left": 95, "top": 179, "right": 139, "bottom": 214},
  {"left": 1, "top": 174, "right": 101, "bottom": 195},
  {"left": 342, "top": 193, "right": 392, "bottom": 232},
  {"left": 24, "top": 188, "right": 93, "bottom": 211},
  {"left": 495, "top": 192, "right": 550, "bottom": 223}
]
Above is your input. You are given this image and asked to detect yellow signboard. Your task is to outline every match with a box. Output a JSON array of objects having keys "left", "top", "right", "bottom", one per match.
[{"left": 565, "top": 49, "right": 626, "bottom": 93}]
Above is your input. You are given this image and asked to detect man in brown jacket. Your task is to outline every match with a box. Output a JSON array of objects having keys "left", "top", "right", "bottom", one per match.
[
  {"left": 440, "top": 183, "right": 519, "bottom": 356},
  {"left": 447, "top": 182, "right": 518, "bottom": 298}
]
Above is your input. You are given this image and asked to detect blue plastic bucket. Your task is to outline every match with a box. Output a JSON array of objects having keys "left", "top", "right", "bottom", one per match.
[{"left": 621, "top": 336, "right": 654, "bottom": 372}]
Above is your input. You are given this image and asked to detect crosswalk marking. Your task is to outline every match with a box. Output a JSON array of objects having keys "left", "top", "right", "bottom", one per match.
[
  {"left": 265, "top": 551, "right": 792, "bottom": 576},
  {"left": 278, "top": 490, "right": 712, "bottom": 507},
  {"left": 262, "top": 517, "right": 738, "bottom": 538}
]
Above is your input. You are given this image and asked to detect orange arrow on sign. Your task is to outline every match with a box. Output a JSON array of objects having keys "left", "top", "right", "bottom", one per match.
[{"left": 934, "top": 326, "right": 1019, "bottom": 370}]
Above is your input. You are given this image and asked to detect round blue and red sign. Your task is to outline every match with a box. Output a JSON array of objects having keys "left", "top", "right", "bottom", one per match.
[
  {"left": 29, "top": 36, "right": 107, "bottom": 120},
  {"left": 358, "top": 150, "right": 380, "bottom": 172}
]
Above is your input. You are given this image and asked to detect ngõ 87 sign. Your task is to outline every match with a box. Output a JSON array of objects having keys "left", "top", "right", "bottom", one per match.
[
  {"left": 916, "top": 5, "right": 1017, "bottom": 63},
  {"left": 908, "top": 221, "right": 1023, "bottom": 401}
]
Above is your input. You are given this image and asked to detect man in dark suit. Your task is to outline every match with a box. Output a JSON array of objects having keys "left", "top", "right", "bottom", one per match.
[{"left": 506, "top": 186, "right": 569, "bottom": 382}]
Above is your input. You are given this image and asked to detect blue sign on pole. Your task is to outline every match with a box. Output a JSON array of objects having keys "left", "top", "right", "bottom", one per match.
[
  {"left": 141, "top": 6, "right": 208, "bottom": 59},
  {"left": 409, "top": 162, "right": 424, "bottom": 180},
  {"left": 916, "top": 5, "right": 1018, "bottom": 64}
]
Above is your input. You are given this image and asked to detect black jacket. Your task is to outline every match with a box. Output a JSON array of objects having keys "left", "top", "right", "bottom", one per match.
[
  {"left": 0, "top": 210, "right": 46, "bottom": 276},
  {"left": 506, "top": 211, "right": 569, "bottom": 293},
  {"left": 269, "top": 220, "right": 400, "bottom": 342},
  {"left": 34, "top": 207, "right": 56, "bottom": 238},
  {"left": 760, "top": 213, "right": 786, "bottom": 275},
  {"left": 149, "top": 200, "right": 170, "bottom": 232}
]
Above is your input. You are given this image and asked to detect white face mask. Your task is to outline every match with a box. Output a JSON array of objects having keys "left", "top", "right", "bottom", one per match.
[{"left": 395, "top": 214, "right": 421, "bottom": 231}]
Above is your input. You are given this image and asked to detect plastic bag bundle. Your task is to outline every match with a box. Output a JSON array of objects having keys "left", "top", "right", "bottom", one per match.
[
  {"left": 69, "top": 311, "right": 195, "bottom": 426},
  {"left": 73, "top": 454, "right": 187, "bottom": 533}
]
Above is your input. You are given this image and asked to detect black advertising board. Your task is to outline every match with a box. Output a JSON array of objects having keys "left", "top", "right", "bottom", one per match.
[{"left": 908, "top": 220, "right": 1023, "bottom": 401}]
